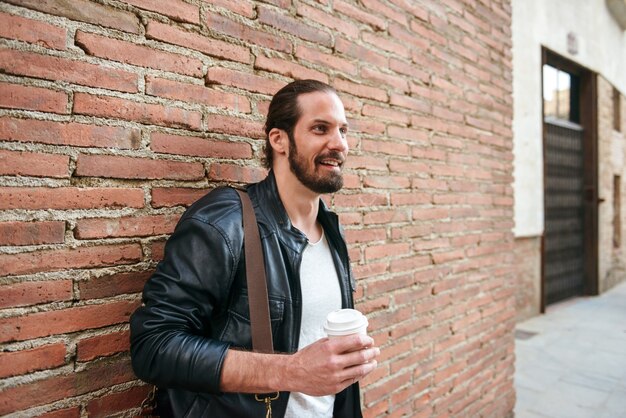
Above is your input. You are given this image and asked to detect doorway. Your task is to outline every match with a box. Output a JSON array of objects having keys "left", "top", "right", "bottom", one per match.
[{"left": 541, "top": 49, "right": 599, "bottom": 309}]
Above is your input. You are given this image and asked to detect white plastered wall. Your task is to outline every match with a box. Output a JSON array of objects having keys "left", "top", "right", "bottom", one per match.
[{"left": 512, "top": 0, "right": 626, "bottom": 237}]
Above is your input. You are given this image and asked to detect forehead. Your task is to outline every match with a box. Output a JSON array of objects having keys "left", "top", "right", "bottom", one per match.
[{"left": 296, "top": 91, "right": 347, "bottom": 124}]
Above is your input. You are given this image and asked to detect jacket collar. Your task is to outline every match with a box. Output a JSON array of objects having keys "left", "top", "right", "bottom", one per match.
[{"left": 247, "top": 170, "right": 340, "bottom": 237}]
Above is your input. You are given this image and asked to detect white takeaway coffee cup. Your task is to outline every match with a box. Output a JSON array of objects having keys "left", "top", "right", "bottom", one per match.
[{"left": 324, "top": 309, "right": 368, "bottom": 337}]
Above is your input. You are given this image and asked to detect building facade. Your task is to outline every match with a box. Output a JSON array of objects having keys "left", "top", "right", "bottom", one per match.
[{"left": 512, "top": 0, "right": 626, "bottom": 319}]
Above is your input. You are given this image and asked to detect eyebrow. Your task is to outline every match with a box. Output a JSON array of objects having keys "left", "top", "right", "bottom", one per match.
[{"left": 311, "top": 118, "right": 349, "bottom": 128}]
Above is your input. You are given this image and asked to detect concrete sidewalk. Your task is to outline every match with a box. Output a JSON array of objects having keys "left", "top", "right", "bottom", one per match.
[{"left": 514, "top": 280, "right": 626, "bottom": 417}]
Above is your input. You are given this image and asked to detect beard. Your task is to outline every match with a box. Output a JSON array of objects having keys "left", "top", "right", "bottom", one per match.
[{"left": 287, "top": 133, "right": 344, "bottom": 194}]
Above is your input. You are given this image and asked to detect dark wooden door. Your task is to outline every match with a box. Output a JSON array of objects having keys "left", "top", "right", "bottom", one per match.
[
  {"left": 541, "top": 49, "right": 598, "bottom": 309},
  {"left": 544, "top": 120, "right": 585, "bottom": 304}
]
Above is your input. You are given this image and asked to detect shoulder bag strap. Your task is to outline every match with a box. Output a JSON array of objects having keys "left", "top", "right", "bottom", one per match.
[{"left": 235, "top": 189, "right": 274, "bottom": 354}]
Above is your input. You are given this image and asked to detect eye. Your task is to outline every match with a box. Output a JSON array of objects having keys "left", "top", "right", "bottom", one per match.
[
  {"left": 312, "top": 124, "right": 327, "bottom": 134},
  {"left": 339, "top": 127, "right": 348, "bottom": 136}
]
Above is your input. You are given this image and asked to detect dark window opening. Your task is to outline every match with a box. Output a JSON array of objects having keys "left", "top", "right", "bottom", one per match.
[{"left": 543, "top": 64, "right": 580, "bottom": 123}]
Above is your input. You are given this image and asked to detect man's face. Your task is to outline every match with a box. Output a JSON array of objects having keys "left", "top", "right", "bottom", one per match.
[{"left": 287, "top": 91, "right": 349, "bottom": 194}]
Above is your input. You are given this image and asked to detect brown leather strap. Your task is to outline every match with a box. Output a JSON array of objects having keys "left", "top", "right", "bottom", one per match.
[{"left": 236, "top": 189, "right": 274, "bottom": 354}]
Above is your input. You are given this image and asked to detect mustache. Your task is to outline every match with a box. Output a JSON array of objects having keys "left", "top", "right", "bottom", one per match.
[{"left": 315, "top": 151, "right": 346, "bottom": 165}]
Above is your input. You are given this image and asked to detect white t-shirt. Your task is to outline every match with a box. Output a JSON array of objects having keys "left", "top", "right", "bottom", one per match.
[{"left": 284, "top": 231, "right": 342, "bottom": 418}]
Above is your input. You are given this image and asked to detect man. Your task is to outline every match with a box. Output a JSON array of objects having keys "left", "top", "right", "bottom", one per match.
[{"left": 130, "top": 79, "right": 380, "bottom": 417}]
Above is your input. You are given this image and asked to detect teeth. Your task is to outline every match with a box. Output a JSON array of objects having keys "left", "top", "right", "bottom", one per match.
[{"left": 321, "top": 159, "right": 340, "bottom": 166}]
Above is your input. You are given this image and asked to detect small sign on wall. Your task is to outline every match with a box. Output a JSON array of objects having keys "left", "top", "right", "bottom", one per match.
[{"left": 567, "top": 31, "right": 579, "bottom": 55}]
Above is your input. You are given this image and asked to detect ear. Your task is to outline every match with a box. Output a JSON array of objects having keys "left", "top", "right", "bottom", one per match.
[{"left": 268, "top": 128, "right": 289, "bottom": 157}]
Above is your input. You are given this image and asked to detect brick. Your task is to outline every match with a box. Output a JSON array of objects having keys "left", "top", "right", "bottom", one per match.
[
  {"left": 334, "top": 0, "right": 387, "bottom": 30},
  {"left": 334, "top": 193, "right": 388, "bottom": 208},
  {"left": 0, "top": 280, "right": 72, "bottom": 308},
  {"left": 410, "top": 20, "right": 447, "bottom": 46},
  {"left": 150, "top": 240, "right": 166, "bottom": 261},
  {"left": 344, "top": 227, "right": 386, "bottom": 244},
  {"left": 0, "top": 149, "right": 69, "bottom": 178},
  {"left": 361, "top": 67, "right": 409, "bottom": 93},
  {"left": 208, "top": 163, "right": 267, "bottom": 183},
  {"left": 257, "top": 5, "right": 332, "bottom": 47},
  {"left": 389, "top": 158, "right": 429, "bottom": 175},
  {"left": 73, "top": 93, "right": 202, "bottom": 130},
  {"left": 77, "top": 330, "right": 130, "bottom": 361},
  {"left": 0, "top": 243, "right": 143, "bottom": 277},
  {"left": 0, "top": 12, "right": 66, "bottom": 50},
  {"left": 0, "top": 343, "right": 66, "bottom": 378},
  {"left": 365, "top": 243, "right": 411, "bottom": 261},
  {"left": 362, "top": 104, "right": 410, "bottom": 124},
  {"left": 87, "top": 385, "right": 151, "bottom": 417},
  {"left": 146, "top": 76, "right": 251, "bottom": 113},
  {"left": 75, "top": 214, "right": 180, "bottom": 239},
  {"left": 3, "top": 0, "right": 140, "bottom": 33},
  {"left": 389, "top": 22, "right": 429, "bottom": 51},
  {"left": 207, "top": 67, "right": 285, "bottom": 96},
  {"left": 389, "top": 58, "right": 430, "bottom": 83},
  {"left": 363, "top": 31, "right": 410, "bottom": 58},
  {"left": 0, "top": 356, "right": 135, "bottom": 415},
  {"left": 361, "top": 0, "right": 408, "bottom": 26},
  {"left": 334, "top": 78, "right": 387, "bottom": 101},
  {"left": 151, "top": 132, "right": 253, "bottom": 158},
  {"left": 0, "top": 300, "right": 139, "bottom": 343},
  {"left": 357, "top": 295, "right": 391, "bottom": 315},
  {"left": 390, "top": 94, "right": 431, "bottom": 113},
  {"left": 206, "top": 114, "right": 265, "bottom": 139},
  {"left": 388, "top": 126, "right": 429, "bottom": 143},
  {"left": 0, "top": 82, "right": 67, "bottom": 114},
  {"left": 353, "top": 262, "right": 387, "bottom": 281},
  {"left": 390, "top": 192, "right": 432, "bottom": 206},
  {"left": 80, "top": 271, "right": 151, "bottom": 300},
  {"left": 335, "top": 37, "right": 388, "bottom": 68},
  {"left": 296, "top": 44, "right": 358, "bottom": 76},
  {"left": 125, "top": 0, "right": 199, "bottom": 23},
  {"left": 0, "top": 48, "right": 138, "bottom": 93},
  {"left": 38, "top": 407, "right": 80, "bottom": 418},
  {"left": 254, "top": 54, "right": 329, "bottom": 83},
  {"left": 259, "top": 0, "right": 290, "bottom": 7},
  {"left": 363, "top": 209, "right": 410, "bottom": 225},
  {"left": 146, "top": 21, "right": 249, "bottom": 63},
  {"left": 210, "top": 0, "right": 255, "bottom": 18},
  {"left": 409, "top": 84, "right": 447, "bottom": 105},
  {"left": 75, "top": 31, "right": 202, "bottom": 77},
  {"left": 362, "top": 139, "right": 410, "bottom": 156},
  {"left": 363, "top": 175, "right": 411, "bottom": 189},
  {"left": 364, "top": 371, "right": 412, "bottom": 405},
  {"left": 151, "top": 187, "right": 209, "bottom": 208},
  {"left": 205, "top": 11, "right": 292, "bottom": 53},
  {"left": 0, "top": 221, "right": 66, "bottom": 247},
  {"left": 297, "top": 3, "right": 360, "bottom": 39},
  {"left": 75, "top": 154, "right": 205, "bottom": 180},
  {"left": 348, "top": 118, "right": 386, "bottom": 135},
  {"left": 0, "top": 187, "right": 145, "bottom": 210},
  {"left": 346, "top": 155, "right": 388, "bottom": 171},
  {"left": 0, "top": 117, "right": 141, "bottom": 148}
]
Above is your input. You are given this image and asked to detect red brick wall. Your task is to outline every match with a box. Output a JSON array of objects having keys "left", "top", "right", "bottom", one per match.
[{"left": 0, "top": 0, "right": 516, "bottom": 416}]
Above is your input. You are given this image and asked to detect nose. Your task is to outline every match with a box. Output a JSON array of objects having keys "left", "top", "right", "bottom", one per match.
[{"left": 328, "top": 128, "right": 349, "bottom": 153}]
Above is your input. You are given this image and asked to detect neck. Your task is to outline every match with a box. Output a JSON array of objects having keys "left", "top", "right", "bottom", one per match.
[{"left": 272, "top": 167, "right": 323, "bottom": 242}]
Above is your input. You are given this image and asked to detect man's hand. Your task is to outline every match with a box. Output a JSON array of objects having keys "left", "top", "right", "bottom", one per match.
[
  {"left": 219, "top": 335, "right": 379, "bottom": 395},
  {"left": 283, "top": 334, "right": 380, "bottom": 396}
]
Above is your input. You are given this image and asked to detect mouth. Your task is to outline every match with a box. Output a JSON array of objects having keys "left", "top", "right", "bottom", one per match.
[{"left": 316, "top": 153, "right": 345, "bottom": 170}]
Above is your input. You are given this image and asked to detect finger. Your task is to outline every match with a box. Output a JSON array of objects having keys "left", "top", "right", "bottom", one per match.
[
  {"left": 339, "top": 360, "right": 379, "bottom": 384},
  {"left": 327, "top": 334, "right": 375, "bottom": 353},
  {"left": 336, "top": 346, "right": 380, "bottom": 369}
]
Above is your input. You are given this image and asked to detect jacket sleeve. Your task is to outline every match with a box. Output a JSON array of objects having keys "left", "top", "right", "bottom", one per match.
[{"left": 130, "top": 215, "right": 239, "bottom": 393}]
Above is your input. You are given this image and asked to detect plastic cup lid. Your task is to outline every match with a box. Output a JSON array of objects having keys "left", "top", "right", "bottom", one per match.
[{"left": 324, "top": 309, "right": 368, "bottom": 334}]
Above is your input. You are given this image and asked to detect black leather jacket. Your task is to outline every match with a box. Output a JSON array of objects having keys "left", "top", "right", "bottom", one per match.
[{"left": 130, "top": 172, "right": 362, "bottom": 417}]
